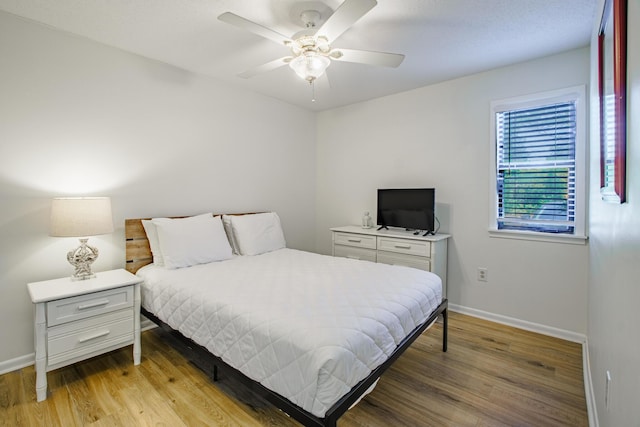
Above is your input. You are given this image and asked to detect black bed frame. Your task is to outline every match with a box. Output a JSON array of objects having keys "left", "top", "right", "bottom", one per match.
[{"left": 141, "top": 298, "right": 448, "bottom": 427}]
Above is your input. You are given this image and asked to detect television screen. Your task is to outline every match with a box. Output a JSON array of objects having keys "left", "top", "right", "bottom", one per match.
[{"left": 377, "top": 188, "right": 435, "bottom": 233}]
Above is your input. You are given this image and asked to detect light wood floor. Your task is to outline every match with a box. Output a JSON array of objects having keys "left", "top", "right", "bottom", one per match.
[{"left": 0, "top": 312, "right": 588, "bottom": 426}]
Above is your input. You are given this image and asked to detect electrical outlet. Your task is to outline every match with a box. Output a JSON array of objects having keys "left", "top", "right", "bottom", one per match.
[{"left": 477, "top": 267, "right": 488, "bottom": 282}]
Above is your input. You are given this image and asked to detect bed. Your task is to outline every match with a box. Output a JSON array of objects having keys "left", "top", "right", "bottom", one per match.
[{"left": 125, "top": 212, "right": 448, "bottom": 427}]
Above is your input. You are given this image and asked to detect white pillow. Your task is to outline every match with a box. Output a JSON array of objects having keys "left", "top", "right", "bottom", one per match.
[
  {"left": 143, "top": 213, "right": 214, "bottom": 266},
  {"left": 221, "top": 215, "right": 240, "bottom": 255},
  {"left": 230, "top": 212, "right": 286, "bottom": 256},
  {"left": 152, "top": 214, "right": 233, "bottom": 269},
  {"left": 141, "top": 219, "right": 164, "bottom": 266}
]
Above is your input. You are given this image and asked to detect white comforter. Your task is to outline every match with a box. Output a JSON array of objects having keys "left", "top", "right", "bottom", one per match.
[{"left": 137, "top": 248, "right": 442, "bottom": 418}]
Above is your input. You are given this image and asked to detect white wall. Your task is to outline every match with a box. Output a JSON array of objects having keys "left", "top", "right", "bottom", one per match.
[
  {"left": 587, "top": 0, "right": 640, "bottom": 424},
  {"left": 316, "top": 48, "right": 590, "bottom": 335},
  {"left": 0, "top": 12, "right": 316, "bottom": 365}
]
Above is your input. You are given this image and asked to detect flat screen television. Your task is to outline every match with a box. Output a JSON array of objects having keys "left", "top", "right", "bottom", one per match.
[{"left": 377, "top": 188, "right": 436, "bottom": 234}]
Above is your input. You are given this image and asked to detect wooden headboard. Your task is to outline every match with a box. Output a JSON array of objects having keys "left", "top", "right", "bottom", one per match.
[
  {"left": 125, "top": 218, "right": 153, "bottom": 273},
  {"left": 125, "top": 213, "right": 259, "bottom": 274}
]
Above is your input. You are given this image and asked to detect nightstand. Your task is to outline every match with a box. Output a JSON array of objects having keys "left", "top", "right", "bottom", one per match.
[{"left": 27, "top": 269, "right": 142, "bottom": 402}]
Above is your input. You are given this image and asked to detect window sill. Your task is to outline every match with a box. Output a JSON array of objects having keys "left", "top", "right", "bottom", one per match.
[{"left": 488, "top": 229, "right": 588, "bottom": 245}]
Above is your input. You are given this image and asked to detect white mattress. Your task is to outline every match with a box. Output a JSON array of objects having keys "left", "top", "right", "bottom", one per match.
[{"left": 137, "top": 248, "right": 442, "bottom": 418}]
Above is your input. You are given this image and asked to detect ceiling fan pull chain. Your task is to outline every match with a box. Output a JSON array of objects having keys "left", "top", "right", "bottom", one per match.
[{"left": 310, "top": 80, "right": 316, "bottom": 102}]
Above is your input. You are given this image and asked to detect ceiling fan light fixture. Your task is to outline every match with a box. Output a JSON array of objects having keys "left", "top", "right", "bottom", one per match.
[{"left": 289, "top": 52, "right": 331, "bottom": 82}]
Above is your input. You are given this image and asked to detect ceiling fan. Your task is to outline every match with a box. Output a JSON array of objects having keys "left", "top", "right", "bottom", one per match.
[{"left": 218, "top": 0, "right": 404, "bottom": 85}]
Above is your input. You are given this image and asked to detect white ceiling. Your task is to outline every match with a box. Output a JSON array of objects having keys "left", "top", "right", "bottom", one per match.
[{"left": 0, "top": 0, "right": 598, "bottom": 111}]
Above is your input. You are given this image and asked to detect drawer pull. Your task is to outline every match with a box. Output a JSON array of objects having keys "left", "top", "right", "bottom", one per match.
[
  {"left": 347, "top": 239, "right": 362, "bottom": 243},
  {"left": 394, "top": 244, "right": 412, "bottom": 249},
  {"left": 346, "top": 255, "right": 361, "bottom": 260},
  {"left": 78, "top": 330, "right": 110, "bottom": 343},
  {"left": 77, "top": 300, "right": 110, "bottom": 310}
]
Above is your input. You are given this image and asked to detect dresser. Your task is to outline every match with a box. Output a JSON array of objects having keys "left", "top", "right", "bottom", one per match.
[
  {"left": 331, "top": 225, "right": 450, "bottom": 298},
  {"left": 27, "top": 269, "right": 142, "bottom": 402}
]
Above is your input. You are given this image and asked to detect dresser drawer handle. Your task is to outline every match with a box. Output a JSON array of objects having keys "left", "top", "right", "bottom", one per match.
[
  {"left": 77, "top": 300, "right": 110, "bottom": 310},
  {"left": 394, "top": 244, "right": 412, "bottom": 249},
  {"left": 78, "top": 330, "right": 110, "bottom": 343},
  {"left": 346, "top": 255, "right": 361, "bottom": 260},
  {"left": 347, "top": 239, "right": 362, "bottom": 243}
]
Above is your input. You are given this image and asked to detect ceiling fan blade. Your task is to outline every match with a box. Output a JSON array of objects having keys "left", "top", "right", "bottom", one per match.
[
  {"left": 238, "top": 57, "right": 293, "bottom": 79},
  {"left": 218, "top": 12, "right": 291, "bottom": 45},
  {"left": 331, "top": 48, "right": 404, "bottom": 67},
  {"left": 316, "top": 0, "right": 377, "bottom": 43}
]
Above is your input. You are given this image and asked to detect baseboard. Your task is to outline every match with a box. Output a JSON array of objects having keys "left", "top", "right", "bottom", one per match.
[
  {"left": 583, "top": 338, "right": 599, "bottom": 427},
  {"left": 141, "top": 317, "right": 156, "bottom": 331},
  {"left": 448, "top": 303, "right": 586, "bottom": 343},
  {"left": 0, "top": 353, "right": 34, "bottom": 375}
]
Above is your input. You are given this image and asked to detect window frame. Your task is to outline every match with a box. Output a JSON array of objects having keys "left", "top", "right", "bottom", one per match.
[
  {"left": 598, "top": 0, "right": 627, "bottom": 203},
  {"left": 489, "top": 86, "right": 588, "bottom": 244}
]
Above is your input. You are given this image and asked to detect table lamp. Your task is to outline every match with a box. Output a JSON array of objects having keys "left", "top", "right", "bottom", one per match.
[{"left": 50, "top": 197, "right": 114, "bottom": 280}]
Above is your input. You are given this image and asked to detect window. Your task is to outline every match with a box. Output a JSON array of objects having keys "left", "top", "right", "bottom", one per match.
[
  {"left": 489, "top": 87, "right": 586, "bottom": 242},
  {"left": 598, "top": 0, "right": 627, "bottom": 203}
]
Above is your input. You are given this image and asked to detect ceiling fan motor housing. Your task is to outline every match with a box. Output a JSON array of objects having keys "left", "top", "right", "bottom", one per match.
[{"left": 299, "top": 9, "right": 322, "bottom": 28}]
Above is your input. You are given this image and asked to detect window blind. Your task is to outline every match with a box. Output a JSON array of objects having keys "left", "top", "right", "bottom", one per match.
[
  {"left": 602, "top": 94, "right": 616, "bottom": 191},
  {"left": 496, "top": 101, "right": 577, "bottom": 234}
]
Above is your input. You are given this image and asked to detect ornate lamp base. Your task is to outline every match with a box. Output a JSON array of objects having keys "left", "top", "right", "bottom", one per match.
[{"left": 67, "top": 238, "right": 99, "bottom": 280}]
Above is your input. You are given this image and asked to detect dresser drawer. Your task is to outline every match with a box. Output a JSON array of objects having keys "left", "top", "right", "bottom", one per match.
[
  {"left": 333, "top": 232, "right": 377, "bottom": 249},
  {"left": 377, "top": 251, "right": 431, "bottom": 271},
  {"left": 47, "top": 308, "right": 134, "bottom": 367},
  {"left": 334, "top": 244, "right": 377, "bottom": 263},
  {"left": 47, "top": 286, "right": 134, "bottom": 327},
  {"left": 377, "top": 237, "right": 431, "bottom": 257}
]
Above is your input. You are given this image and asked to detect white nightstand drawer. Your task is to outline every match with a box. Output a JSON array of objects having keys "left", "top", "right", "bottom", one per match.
[
  {"left": 333, "top": 232, "right": 377, "bottom": 249},
  {"left": 377, "top": 237, "right": 431, "bottom": 257},
  {"left": 334, "top": 245, "right": 377, "bottom": 262},
  {"left": 377, "top": 251, "right": 431, "bottom": 271},
  {"left": 47, "top": 286, "right": 134, "bottom": 327},
  {"left": 47, "top": 308, "right": 134, "bottom": 366}
]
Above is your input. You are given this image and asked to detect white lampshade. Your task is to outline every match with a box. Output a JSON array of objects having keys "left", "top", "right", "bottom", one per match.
[
  {"left": 289, "top": 53, "right": 331, "bottom": 82},
  {"left": 50, "top": 197, "right": 114, "bottom": 237}
]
